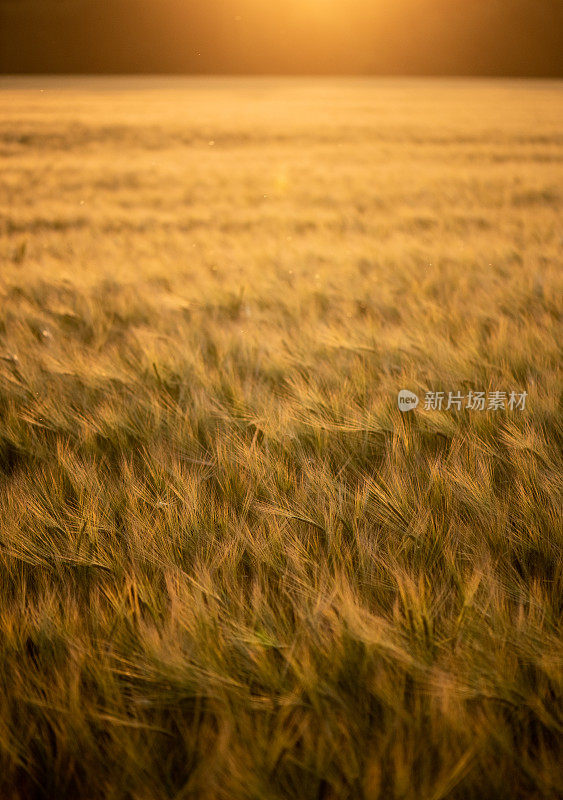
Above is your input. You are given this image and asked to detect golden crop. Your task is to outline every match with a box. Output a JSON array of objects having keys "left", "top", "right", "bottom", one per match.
[{"left": 0, "top": 78, "right": 561, "bottom": 799}]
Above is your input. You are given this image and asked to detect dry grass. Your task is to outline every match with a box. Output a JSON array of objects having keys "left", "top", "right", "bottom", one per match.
[{"left": 0, "top": 77, "right": 562, "bottom": 800}]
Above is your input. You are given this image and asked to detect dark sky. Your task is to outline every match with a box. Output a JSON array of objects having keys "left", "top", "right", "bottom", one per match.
[{"left": 1, "top": 0, "right": 563, "bottom": 76}]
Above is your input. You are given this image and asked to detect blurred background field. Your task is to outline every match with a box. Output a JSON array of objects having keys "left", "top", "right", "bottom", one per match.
[{"left": 0, "top": 78, "right": 562, "bottom": 799}]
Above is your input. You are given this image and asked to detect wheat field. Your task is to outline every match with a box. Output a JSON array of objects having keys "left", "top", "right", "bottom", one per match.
[{"left": 0, "top": 77, "right": 562, "bottom": 799}]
